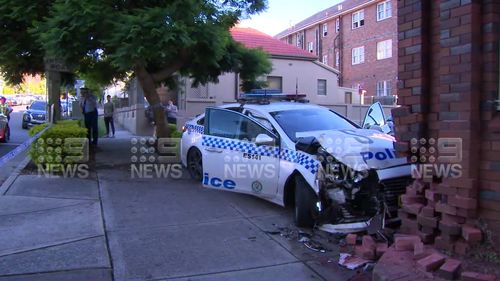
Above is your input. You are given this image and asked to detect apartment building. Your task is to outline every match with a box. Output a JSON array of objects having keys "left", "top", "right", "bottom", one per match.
[{"left": 276, "top": 0, "right": 397, "bottom": 104}]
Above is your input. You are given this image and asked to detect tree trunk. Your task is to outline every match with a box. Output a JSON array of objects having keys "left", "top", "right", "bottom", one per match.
[
  {"left": 134, "top": 65, "right": 170, "bottom": 138},
  {"left": 46, "top": 70, "right": 61, "bottom": 122}
]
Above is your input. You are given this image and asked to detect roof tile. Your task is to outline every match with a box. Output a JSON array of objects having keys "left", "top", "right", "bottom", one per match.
[{"left": 231, "top": 27, "right": 317, "bottom": 59}]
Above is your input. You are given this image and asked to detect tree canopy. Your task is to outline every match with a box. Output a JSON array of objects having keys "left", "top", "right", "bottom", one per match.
[{"left": 0, "top": 0, "right": 271, "bottom": 136}]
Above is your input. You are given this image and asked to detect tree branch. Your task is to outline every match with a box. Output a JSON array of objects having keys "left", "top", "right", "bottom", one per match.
[{"left": 150, "top": 50, "right": 189, "bottom": 82}]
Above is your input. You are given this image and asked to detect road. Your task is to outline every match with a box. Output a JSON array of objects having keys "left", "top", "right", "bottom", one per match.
[{"left": 0, "top": 106, "right": 30, "bottom": 157}]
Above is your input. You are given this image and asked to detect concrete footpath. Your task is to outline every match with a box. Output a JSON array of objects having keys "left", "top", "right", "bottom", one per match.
[{"left": 0, "top": 128, "right": 368, "bottom": 281}]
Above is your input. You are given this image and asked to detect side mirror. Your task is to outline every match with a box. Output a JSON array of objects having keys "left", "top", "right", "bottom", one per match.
[
  {"left": 26, "top": 106, "right": 29, "bottom": 110},
  {"left": 255, "top": 133, "right": 275, "bottom": 146}
]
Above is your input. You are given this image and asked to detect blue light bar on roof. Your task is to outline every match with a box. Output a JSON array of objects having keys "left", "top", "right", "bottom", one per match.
[{"left": 240, "top": 89, "right": 307, "bottom": 100}]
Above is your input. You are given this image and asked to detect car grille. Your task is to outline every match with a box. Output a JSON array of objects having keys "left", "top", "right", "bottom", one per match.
[
  {"left": 380, "top": 176, "right": 413, "bottom": 212},
  {"left": 32, "top": 114, "right": 45, "bottom": 121}
]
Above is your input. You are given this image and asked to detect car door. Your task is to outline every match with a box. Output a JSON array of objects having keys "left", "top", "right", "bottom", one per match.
[
  {"left": 362, "top": 102, "right": 391, "bottom": 134},
  {"left": 202, "top": 107, "right": 280, "bottom": 198}
]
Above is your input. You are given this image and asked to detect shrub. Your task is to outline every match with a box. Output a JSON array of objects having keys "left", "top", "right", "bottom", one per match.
[
  {"left": 169, "top": 124, "right": 182, "bottom": 138},
  {"left": 30, "top": 120, "right": 88, "bottom": 166},
  {"left": 28, "top": 123, "right": 49, "bottom": 137}
]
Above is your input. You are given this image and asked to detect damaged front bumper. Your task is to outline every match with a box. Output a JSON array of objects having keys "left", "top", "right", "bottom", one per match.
[{"left": 316, "top": 164, "right": 413, "bottom": 234}]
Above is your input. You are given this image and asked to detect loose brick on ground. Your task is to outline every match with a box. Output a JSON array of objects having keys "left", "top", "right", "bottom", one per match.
[
  {"left": 413, "top": 241, "right": 427, "bottom": 260},
  {"left": 362, "top": 235, "right": 376, "bottom": 250},
  {"left": 425, "top": 189, "right": 441, "bottom": 201},
  {"left": 401, "top": 194, "right": 426, "bottom": 205},
  {"left": 395, "top": 235, "right": 421, "bottom": 251},
  {"left": 376, "top": 242, "right": 388, "bottom": 258},
  {"left": 346, "top": 233, "right": 357, "bottom": 245},
  {"left": 437, "top": 258, "right": 461, "bottom": 280},
  {"left": 462, "top": 225, "right": 482, "bottom": 243},
  {"left": 434, "top": 236, "right": 455, "bottom": 252},
  {"left": 416, "top": 253, "right": 446, "bottom": 272},
  {"left": 404, "top": 203, "right": 424, "bottom": 215},
  {"left": 421, "top": 206, "right": 435, "bottom": 217},
  {"left": 354, "top": 245, "right": 376, "bottom": 260},
  {"left": 418, "top": 214, "right": 439, "bottom": 228},
  {"left": 454, "top": 239, "right": 470, "bottom": 256},
  {"left": 461, "top": 271, "right": 497, "bottom": 281},
  {"left": 439, "top": 220, "right": 462, "bottom": 236}
]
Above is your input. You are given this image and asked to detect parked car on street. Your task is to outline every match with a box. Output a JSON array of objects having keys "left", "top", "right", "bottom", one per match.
[
  {"left": 22, "top": 101, "right": 47, "bottom": 129},
  {"left": 5, "top": 97, "right": 17, "bottom": 106},
  {"left": 181, "top": 94, "right": 411, "bottom": 233}
]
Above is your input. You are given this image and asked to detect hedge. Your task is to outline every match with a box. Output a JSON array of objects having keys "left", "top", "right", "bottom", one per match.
[{"left": 29, "top": 120, "right": 88, "bottom": 166}]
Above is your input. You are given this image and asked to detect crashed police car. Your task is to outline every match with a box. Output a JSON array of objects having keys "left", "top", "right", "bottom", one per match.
[{"left": 180, "top": 92, "right": 412, "bottom": 233}]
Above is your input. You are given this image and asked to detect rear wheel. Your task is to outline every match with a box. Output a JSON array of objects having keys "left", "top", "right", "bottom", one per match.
[
  {"left": 187, "top": 148, "right": 203, "bottom": 182},
  {"left": 294, "top": 175, "right": 318, "bottom": 228}
]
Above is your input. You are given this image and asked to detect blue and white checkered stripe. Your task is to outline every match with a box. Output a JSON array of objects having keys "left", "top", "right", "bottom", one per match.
[
  {"left": 185, "top": 123, "right": 204, "bottom": 134},
  {"left": 202, "top": 136, "right": 319, "bottom": 174}
]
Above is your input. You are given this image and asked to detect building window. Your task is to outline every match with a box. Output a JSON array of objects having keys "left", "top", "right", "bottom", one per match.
[
  {"left": 322, "top": 55, "right": 328, "bottom": 64},
  {"left": 335, "top": 18, "right": 340, "bottom": 33},
  {"left": 377, "top": 1, "right": 392, "bottom": 21},
  {"left": 322, "top": 24, "right": 328, "bottom": 37},
  {"left": 352, "top": 10, "right": 365, "bottom": 29},
  {"left": 377, "top": 39, "right": 392, "bottom": 60},
  {"left": 352, "top": 46, "right": 365, "bottom": 65},
  {"left": 287, "top": 36, "right": 292, "bottom": 44},
  {"left": 335, "top": 51, "right": 340, "bottom": 67},
  {"left": 308, "top": 42, "right": 314, "bottom": 53},
  {"left": 267, "top": 76, "right": 283, "bottom": 91},
  {"left": 296, "top": 33, "right": 304, "bottom": 49},
  {"left": 345, "top": 92, "right": 353, "bottom": 104},
  {"left": 317, "top": 79, "right": 327, "bottom": 95},
  {"left": 376, "top": 80, "right": 391, "bottom": 96}
]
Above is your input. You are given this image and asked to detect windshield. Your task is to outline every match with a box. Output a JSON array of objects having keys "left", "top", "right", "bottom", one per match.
[
  {"left": 271, "top": 108, "right": 357, "bottom": 142},
  {"left": 31, "top": 101, "right": 46, "bottom": 111}
]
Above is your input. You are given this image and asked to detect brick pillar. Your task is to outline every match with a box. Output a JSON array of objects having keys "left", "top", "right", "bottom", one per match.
[
  {"left": 478, "top": 0, "right": 500, "bottom": 250},
  {"left": 395, "top": 0, "right": 491, "bottom": 254}
]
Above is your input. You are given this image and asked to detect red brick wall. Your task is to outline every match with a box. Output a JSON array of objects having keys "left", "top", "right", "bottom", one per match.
[
  {"left": 395, "top": 0, "right": 500, "bottom": 253},
  {"left": 279, "top": 0, "right": 398, "bottom": 99},
  {"left": 341, "top": 0, "right": 398, "bottom": 97}
]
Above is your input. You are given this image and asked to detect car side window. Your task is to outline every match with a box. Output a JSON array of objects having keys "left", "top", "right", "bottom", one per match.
[{"left": 206, "top": 108, "right": 276, "bottom": 143}]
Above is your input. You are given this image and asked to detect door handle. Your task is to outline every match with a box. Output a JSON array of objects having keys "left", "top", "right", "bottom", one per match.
[{"left": 205, "top": 147, "right": 223, "bottom": 153}]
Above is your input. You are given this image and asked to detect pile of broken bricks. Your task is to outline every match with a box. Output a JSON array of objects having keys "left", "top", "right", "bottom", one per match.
[
  {"left": 394, "top": 235, "right": 496, "bottom": 281},
  {"left": 398, "top": 179, "right": 484, "bottom": 255},
  {"left": 345, "top": 232, "right": 497, "bottom": 281}
]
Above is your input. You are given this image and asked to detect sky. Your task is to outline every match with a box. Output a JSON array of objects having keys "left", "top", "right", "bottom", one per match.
[{"left": 240, "top": 0, "right": 343, "bottom": 36}]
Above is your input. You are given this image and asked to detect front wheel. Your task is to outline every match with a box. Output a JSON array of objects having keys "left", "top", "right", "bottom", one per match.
[
  {"left": 187, "top": 148, "right": 203, "bottom": 182},
  {"left": 22, "top": 122, "right": 28, "bottom": 129},
  {"left": 294, "top": 176, "right": 318, "bottom": 228}
]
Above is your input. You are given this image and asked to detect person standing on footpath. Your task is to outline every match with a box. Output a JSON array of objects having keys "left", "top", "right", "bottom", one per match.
[
  {"left": 103, "top": 95, "right": 115, "bottom": 138},
  {"left": 80, "top": 88, "right": 98, "bottom": 146},
  {"left": 165, "top": 100, "right": 178, "bottom": 124}
]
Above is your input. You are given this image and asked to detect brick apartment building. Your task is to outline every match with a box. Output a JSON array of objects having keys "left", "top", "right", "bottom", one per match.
[
  {"left": 276, "top": 0, "right": 397, "bottom": 104},
  {"left": 394, "top": 0, "right": 500, "bottom": 257}
]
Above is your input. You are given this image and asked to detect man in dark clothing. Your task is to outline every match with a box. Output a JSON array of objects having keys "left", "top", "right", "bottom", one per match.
[{"left": 80, "top": 88, "right": 98, "bottom": 145}]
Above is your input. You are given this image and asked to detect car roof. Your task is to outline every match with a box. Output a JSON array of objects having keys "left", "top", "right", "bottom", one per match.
[{"left": 223, "top": 101, "right": 326, "bottom": 113}]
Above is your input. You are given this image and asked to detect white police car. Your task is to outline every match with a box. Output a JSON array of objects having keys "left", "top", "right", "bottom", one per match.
[{"left": 181, "top": 94, "right": 411, "bottom": 233}]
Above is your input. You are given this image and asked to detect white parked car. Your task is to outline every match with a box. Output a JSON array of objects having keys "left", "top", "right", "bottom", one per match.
[{"left": 180, "top": 95, "right": 411, "bottom": 233}]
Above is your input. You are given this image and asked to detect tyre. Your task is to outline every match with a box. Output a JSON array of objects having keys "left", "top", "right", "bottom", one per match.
[
  {"left": 294, "top": 175, "right": 317, "bottom": 228},
  {"left": 22, "top": 122, "right": 28, "bottom": 129},
  {"left": 187, "top": 148, "right": 203, "bottom": 182}
]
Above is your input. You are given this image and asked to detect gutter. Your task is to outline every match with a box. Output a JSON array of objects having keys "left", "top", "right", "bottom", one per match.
[{"left": 270, "top": 54, "right": 317, "bottom": 61}]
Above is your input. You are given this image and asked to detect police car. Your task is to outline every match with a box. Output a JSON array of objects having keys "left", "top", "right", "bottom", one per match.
[{"left": 180, "top": 93, "right": 412, "bottom": 233}]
